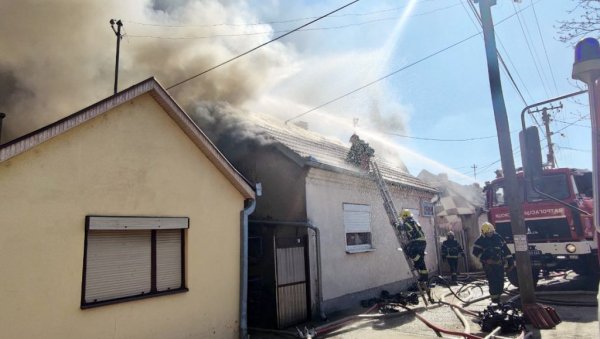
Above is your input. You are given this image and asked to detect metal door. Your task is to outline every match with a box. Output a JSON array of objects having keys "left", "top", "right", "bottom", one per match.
[{"left": 275, "top": 236, "right": 309, "bottom": 328}]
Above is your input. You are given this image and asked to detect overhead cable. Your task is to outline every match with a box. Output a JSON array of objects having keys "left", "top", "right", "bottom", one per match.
[
  {"left": 284, "top": 1, "right": 538, "bottom": 124},
  {"left": 166, "top": 0, "right": 362, "bottom": 90}
]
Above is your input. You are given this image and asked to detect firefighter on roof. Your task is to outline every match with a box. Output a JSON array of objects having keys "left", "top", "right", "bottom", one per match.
[
  {"left": 441, "top": 231, "right": 464, "bottom": 284},
  {"left": 472, "top": 222, "right": 514, "bottom": 303},
  {"left": 399, "top": 209, "right": 433, "bottom": 303}
]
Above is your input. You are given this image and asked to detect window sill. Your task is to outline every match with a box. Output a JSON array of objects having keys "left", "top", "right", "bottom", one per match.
[
  {"left": 346, "top": 248, "right": 376, "bottom": 254},
  {"left": 81, "top": 287, "right": 188, "bottom": 309}
]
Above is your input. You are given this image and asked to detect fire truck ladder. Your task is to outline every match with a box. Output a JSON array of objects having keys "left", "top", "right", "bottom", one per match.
[{"left": 370, "top": 160, "right": 431, "bottom": 306}]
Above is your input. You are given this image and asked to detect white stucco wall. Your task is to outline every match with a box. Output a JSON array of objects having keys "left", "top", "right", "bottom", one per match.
[
  {"left": 305, "top": 168, "right": 436, "bottom": 302},
  {"left": 0, "top": 94, "right": 246, "bottom": 339}
]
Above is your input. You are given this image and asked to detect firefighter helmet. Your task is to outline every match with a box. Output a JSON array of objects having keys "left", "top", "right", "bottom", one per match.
[
  {"left": 447, "top": 231, "right": 455, "bottom": 238},
  {"left": 481, "top": 222, "right": 495, "bottom": 235},
  {"left": 400, "top": 209, "right": 413, "bottom": 219}
]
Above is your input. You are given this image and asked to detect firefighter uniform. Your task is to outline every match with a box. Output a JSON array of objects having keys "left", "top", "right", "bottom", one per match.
[
  {"left": 472, "top": 222, "right": 514, "bottom": 303},
  {"left": 441, "top": 232, "right": 464, "bottom": 283},
  {"left": 399, "top": 210, "right": 429, "bottom": 283}
]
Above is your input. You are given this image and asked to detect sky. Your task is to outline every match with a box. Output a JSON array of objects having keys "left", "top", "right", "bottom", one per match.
[{"left": 0, "top": 0, "right": 593, "bottom": 186}]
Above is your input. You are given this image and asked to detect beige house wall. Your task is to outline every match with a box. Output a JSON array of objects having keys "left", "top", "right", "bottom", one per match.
[
  {"left": 305, "top": 168, "right": 435, "bottom": 302},
  {"left": 0, "top": 94, "right": 245, "bottom": 339}
]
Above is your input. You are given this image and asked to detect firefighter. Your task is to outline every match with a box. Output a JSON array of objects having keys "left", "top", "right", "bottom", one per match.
[
  {"left": 441, "top": 231, "right": 464, "bottom": 284},
  {"left": 472, "top": 222, "right": 514, "bottom": 304},
  {"left": 398, "top": 209, "right": 434, "bottom": 303}
]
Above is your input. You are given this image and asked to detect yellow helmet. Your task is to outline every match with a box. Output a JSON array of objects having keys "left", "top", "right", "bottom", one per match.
[
  {"left": 481, "top": 222, "right": 495, "bottom": 235},
  {"left": 400, "top": 209, "right": 413, "bottom": 219}
]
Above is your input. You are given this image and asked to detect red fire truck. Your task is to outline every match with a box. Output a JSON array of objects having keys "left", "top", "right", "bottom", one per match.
[{"left": 484, "top": 168, "right": 597, "bottom": 286}]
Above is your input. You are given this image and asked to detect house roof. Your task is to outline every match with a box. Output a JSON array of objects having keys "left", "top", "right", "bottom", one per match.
[
  {"left": 418, "top": 170, "right": 484, "bottom": 216},
  {"left": 0, "top": 77, "right": 255, "bottom": 199},
  {"left": 252, "top": 116, "right": 436, "bottom": 193}
]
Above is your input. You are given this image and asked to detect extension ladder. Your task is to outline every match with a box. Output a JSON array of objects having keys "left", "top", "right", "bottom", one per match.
[{"left": 369, "top": 160, "right": 430, "bottom": 306}]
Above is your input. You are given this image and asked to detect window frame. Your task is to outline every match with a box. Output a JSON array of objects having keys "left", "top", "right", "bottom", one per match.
[
  {"left": 81, "top": 216, "right": 189, "bottom": 309},
  {"left": 342, "top": 203, "right": 374, "bottom": 253}
]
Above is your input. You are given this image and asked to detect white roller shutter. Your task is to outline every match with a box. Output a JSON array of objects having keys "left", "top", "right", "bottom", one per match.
[
  {"left": 343, "top": 204, "right": 371, "bottom": 233},
  {"left": 156, "top": 229, "right": 182, "bottom": 291},
  {"left": 85, "top": 230, "right": 151, "bottom": 303}
]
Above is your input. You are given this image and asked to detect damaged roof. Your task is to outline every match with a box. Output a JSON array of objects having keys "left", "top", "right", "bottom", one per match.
[
  {"left": 254, "top": 116, "right": 436, "bottom": 193},
  {"left": 418, "top": 170, "right": 484, "bottom": 216}
]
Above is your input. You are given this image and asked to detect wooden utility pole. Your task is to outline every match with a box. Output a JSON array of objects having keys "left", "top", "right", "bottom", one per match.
[
  {"left": 474, "top": 0, "right": 536, "bottom": 304},
  {"left": 471, "top": 164, "right": 477, "bottom": 179},
  {"left": 528, "top": 104, "right": 562, "bottom": 168},
  {"left": 110, "top": 19, "right": 123, "bottom": 94}
]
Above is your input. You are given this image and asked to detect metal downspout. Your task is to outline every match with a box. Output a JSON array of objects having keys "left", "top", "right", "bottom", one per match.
[
  {"left": 240, "top": 199, "right": 256, "bottom": 339},
  {"left": 252, "top": 220, "right": 326, "bottom": 320}
]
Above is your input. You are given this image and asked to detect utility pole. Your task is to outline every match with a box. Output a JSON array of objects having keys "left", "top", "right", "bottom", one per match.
[
  {"left": 471, "top": 164, "right": 477, "bottom": 179},
  {"left": 473, "top": 0, "right": 538, "bottom": 305},
  {"left": 110, "top": 19, "right": 123, "bottom": 94},
  {"left": 527, "top": 104, "right": 562, "bottom": 168}
]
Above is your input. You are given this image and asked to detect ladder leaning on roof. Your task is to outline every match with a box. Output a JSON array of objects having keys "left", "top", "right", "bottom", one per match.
[{"left": 369, "top": 160, "right": 430, "bottom": 306}]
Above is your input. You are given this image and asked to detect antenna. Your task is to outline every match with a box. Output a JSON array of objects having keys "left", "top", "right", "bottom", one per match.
[{"left": 109, "top": 19, "right": 123, "bottom": 94}]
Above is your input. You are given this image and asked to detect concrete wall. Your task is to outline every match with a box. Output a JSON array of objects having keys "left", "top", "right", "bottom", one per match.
[
  {"left": 0, "top": 94, "right": 245, "bottom": 339},
  {"left": 305, "top": 168, "right": 435, "bottom": 312}
]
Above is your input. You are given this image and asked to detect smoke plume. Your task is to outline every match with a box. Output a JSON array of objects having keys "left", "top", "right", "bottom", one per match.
[{"left": 0, "top": 0, "right": 290, "bottom": 142}]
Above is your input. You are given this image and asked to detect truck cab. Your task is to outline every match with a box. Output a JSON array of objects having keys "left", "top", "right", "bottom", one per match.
[{"left": 485, "top": 168, "right": 597, "bottom": 285}]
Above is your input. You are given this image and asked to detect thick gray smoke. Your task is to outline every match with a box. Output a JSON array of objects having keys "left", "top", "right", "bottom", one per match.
[{"left": 0, "top": 0, "right": 289, "bottom": 142}]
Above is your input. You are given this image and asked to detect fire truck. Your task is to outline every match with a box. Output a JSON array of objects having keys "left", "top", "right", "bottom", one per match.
[{"left": 484, "top": 168, "right": 597, "bottom": 286}]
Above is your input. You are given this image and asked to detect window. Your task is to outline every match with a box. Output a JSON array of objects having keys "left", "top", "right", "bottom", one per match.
[
  {"left": 81, "top": 216, "right": 188, "bottom": 308},
  {"left": 527, "top": 174, "right": 570, "bottom": 201},
  {"left": 343, "top": 203, "right": 373, "bottom": 252}
]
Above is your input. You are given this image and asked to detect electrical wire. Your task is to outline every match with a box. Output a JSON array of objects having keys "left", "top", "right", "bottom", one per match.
[
  {"left": 384, "top": 132, "right": 498, "bottom": 142},
  {"left": 125, "top": 0, "right": 442, "bottom": 28},
  {"left": 283, "top": 1, "right": 538, "bottom": 124},
  {"left": 530, "top": 0, "right": 560, "bottom": 96},
  {"left": 511, "top": 1, "right": 551, "bottom": 99},
  {"left": 127, "top": 3, "right": 463, "bottom": 41},
  {"left": 464, "top": 0, "right": 531, "bottom": 106},
  {"left": 165, "top": 0, "right": 362, "bottom": 90}
]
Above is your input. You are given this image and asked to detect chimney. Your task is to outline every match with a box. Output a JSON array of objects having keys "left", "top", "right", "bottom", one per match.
[{"left": 0, "top": 113, "right": 5, "bottom": 144}]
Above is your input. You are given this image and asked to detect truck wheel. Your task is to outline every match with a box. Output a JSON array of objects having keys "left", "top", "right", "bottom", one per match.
[{"left": 507, "top": 268, "right": 539, "bottom": 288}]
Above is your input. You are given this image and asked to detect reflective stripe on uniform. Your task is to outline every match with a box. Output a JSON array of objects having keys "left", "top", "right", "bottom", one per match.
[
  {"left": 418, "top": 269, "right": 428, "bottom": 274},
  {"left": 412, "top": 255, "right": 421, "bottom": 261},
  {"left": 446, "top": 255, "right": 458, "bottom": 258}
]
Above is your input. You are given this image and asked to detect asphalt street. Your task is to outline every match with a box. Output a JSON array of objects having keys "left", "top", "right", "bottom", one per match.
[{"left": 250, "top": 272, "right": 599, "bottom": 339}]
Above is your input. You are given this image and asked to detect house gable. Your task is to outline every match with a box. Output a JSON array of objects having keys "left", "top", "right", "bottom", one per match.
[
  {"left": 0, "top": 91, "right": 247, "bottom": 338},
  {"left": 0, "top": 77, "right": 254, "bottom": 199}
]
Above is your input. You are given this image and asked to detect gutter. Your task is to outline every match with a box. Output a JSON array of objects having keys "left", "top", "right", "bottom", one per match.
[
  {"left": 240, "top": 184, "right": 261, "bottom": 339},
  {"left": 251, "top": 219, "right": 326, "bottom": 321}
]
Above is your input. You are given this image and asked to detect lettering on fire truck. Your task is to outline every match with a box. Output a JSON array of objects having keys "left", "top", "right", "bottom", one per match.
[{"left": 493, "top": 208, "right": 565, "bottom": 222}]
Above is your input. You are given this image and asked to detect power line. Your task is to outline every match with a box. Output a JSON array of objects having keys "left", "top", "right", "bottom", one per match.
[
  {"left": 166, "top": 0, "right": 362, "bottom": 90},
  {"left": 125, "top": 0, "right": 441, "bottom": 28},
  {"left": 511, "top": 1, "right": 551, "bottom": 99},
  {"left": 464, "top": 0, "right": 530, "bottom": 106},
  {"left": 384, "top": 132, "right": 497, "bottom": 142},
  {"left": 553, "top": 118, "right": 590, "bottom": 128},
  {"left": 530, "top": 0, "right": 559, "bottom": 95},
  {"left": 284, "top": 31, "right": 480, "bottom": 124},
  {"left": 284, "top": 1, "right": 538, "bottom": 124},
  {"left": 127, "top": 3, "right": 462, "bottom": 41}
]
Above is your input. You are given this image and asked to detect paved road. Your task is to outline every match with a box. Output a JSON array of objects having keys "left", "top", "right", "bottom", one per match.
[{"left": 250, "top": 273, "right": 599, "bottom": 339}]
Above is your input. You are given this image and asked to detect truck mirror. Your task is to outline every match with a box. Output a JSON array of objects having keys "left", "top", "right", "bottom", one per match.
[{"left": 519, "top": 126, "right": 543, "bottom": 183}]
